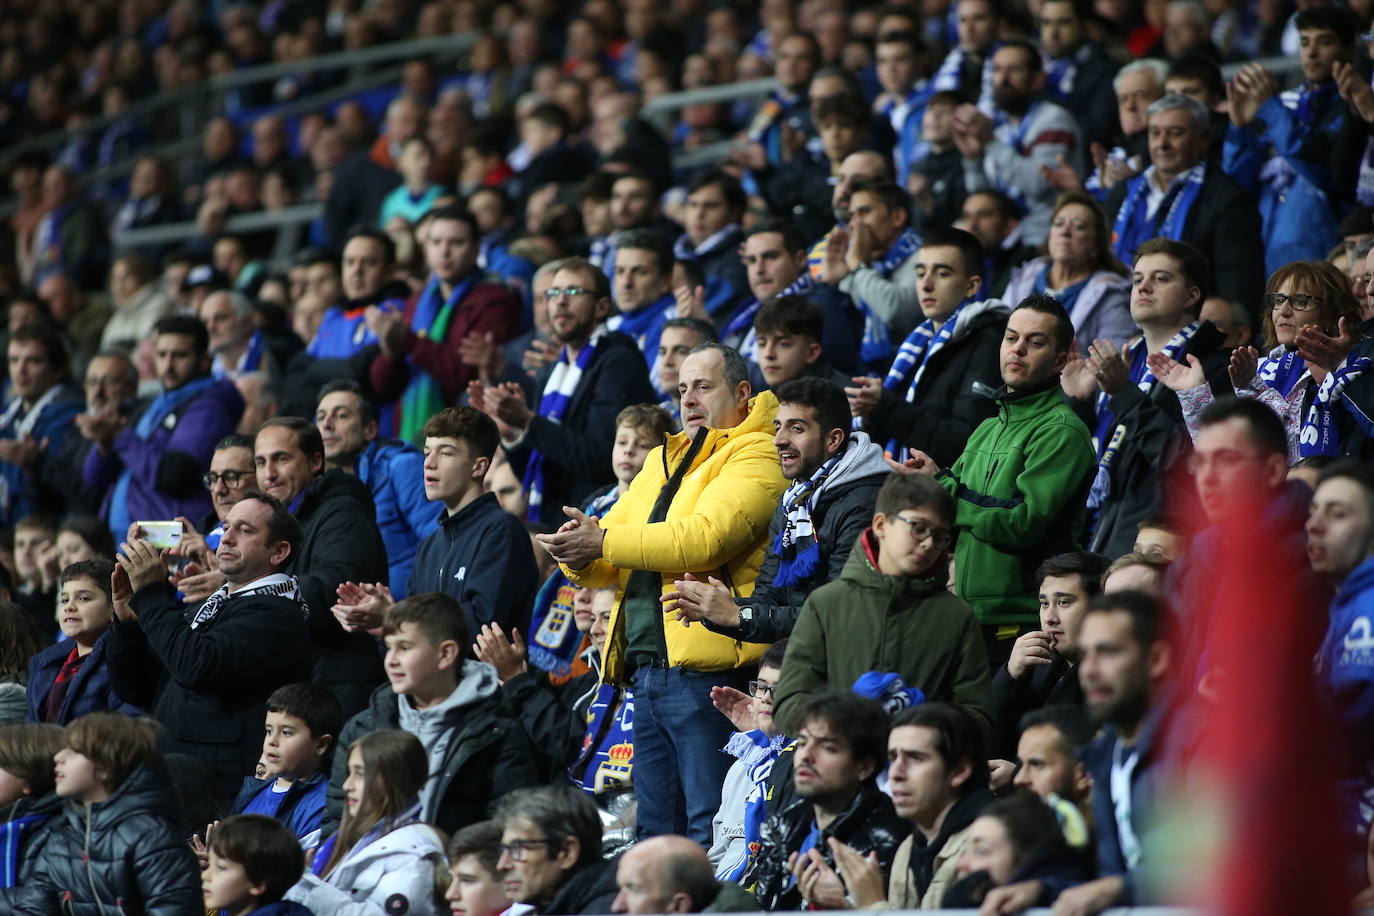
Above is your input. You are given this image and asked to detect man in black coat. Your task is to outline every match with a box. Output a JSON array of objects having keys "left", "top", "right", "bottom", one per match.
[
  {"left": 1039, "top": 0, "right": 1121, "bottom": 149},
  {"left": 469, "top": 256, "right": 658, "bottom": 527},
  {"left": 670, "top": 377, "right": 888, "bottom": 643},
  {"left": 1103, "top": 93, "right": 1264, "bottom": 321},
  {"left": 255, "top": 416, "right": 389, "bottom": 717},
  {"left": 106, "top": 489, "right": 314, "bottom": 801},
  {"left": 847, "top": 229, "right": 1010, "bottom": 469},
  {"left": 989, "top": 551, "right": 1106, "bottom": 758}
]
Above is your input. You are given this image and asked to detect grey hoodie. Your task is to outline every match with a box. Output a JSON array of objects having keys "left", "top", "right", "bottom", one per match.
[{"left": 397, "top": 660, "right": 500, "bottom": 821}]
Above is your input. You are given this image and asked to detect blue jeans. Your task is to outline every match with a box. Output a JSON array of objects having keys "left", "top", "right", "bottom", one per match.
[{"left": 631, "top": 665, "right": 748, "bottom": 845}]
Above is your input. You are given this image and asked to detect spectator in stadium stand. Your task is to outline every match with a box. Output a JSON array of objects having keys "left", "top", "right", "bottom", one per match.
[
  {"left": 1039, "top": 0, "right": 1122, "bottom": 148},
  {"left": 959, "top": 190, "right": 1039, "bottom": 300},
  {"left": 871, "top": 31, "right": 935, "bottom": 190},
  {"left": 1104, "top": 93, "right": 1265, "bottom": 315},
  {"left": 990, "top": 551, "right": 1107, "bottom": 758},
  {"left": 496, "top": 785, "right": 621, "bottom": 915},
  {"left": 367, "top": 206, "right": 522, "bottom": 444},
  {"left": 1010, "top": 704, "right": 1096, "bottom": 819},
  {"left": 254, "top": 416, "right": 389, "bottom": 716},
  {"left": 980, "top": 590, "right": 1186, "bottom": 915},
  {"left": 607, "top": 229, "right": 678, "bottom": 368},
  {"left": 744, "top": 691, "right": 910, "bottom": 911},
  {"left": 1082, "top": 59, "right": 1168, "bottom": 200},
  {"left": 55, "top": 350, "right": 139, "bottom": 518},
  {"left": 953, "top": 40, "right": 1085, "bottom": 246},
  {"left": 315, "top": 380, "right": 437, "bottom": 597},
  {"left": 82, "top": 316, "right": 244, "bottom": 540},
  {"left": 613, "top": 834, "right": 757, "bottom": 913},
  {"left": 931, "top": 0, "right": 1003, "bottom": 108},
  {"left": 469, "top": 257, "right": 657, "bottom": 527},
  {"left": 749, "top": 296, "right": 853, "bottom": 390},
  {"left": 510, "top": 103, "right": 597, "bottom": 213},
  {"left": 32, "top": 164, "right": 109, "bottom": 291},
  {"left": 668, "top": 377, "right": 887, "bottom": 645},
  {"left": 540, "top": 343, "right": 787, "bottom": 844},
  {"left": 673, "top": 171, "right": 751, "bottom": 319},
  {"left": 898, "top": 294, "right": 1096, "bottom": 671},
  {"left": 847, "top": 227, "right": 1010, "bottom": 469}
]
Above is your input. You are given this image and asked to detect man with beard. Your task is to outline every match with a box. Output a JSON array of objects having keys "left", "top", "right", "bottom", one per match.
[{"left": 468, "top": 257, "right": 656, "bottom": 526}]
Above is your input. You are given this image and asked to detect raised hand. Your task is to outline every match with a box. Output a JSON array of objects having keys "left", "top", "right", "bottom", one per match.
[
  {"left": 844, "top": 376, "right": 882, "bottom": 419},
  {"left": 1295, "top": 316, "right": 1358, "bottom": 372},
  {"left": 472, "top": 622, "right": 528, "bottom": 682},
  {"left": 1228, "top": 345, "right": 1260, "bottom": 388},
  {"left": 1007, "top": 630, "right": 1054, "bottom": 679},
  {"left": 1060, "top": 342, "right": 1100, "bottom": 401},
  {"left": 1146, "top": 351, "right": 1206, "bottom": 392},
  {"left": 827, "top": 838, "right": 887, "bottom": 909},
  {"left": 710, "top": 685, "right": 757, "bottom": 732},
  {"left": 1087, "top": 339, "right": 1131, "bottom": 395}
]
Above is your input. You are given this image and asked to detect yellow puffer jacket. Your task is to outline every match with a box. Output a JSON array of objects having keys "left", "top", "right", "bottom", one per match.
[{"left": 564, "top": 391, "right": 787, "bottom": 686}]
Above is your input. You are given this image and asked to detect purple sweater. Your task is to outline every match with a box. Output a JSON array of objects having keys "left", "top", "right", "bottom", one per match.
[{"left": 83, "top": 377, "right": 244, "bottom": 526}]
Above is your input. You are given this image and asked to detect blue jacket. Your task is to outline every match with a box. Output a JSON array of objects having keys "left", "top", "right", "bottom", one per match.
[
  {"left": 231, "top": 769, "right": 330, "bottom": 847},
  {"left": 0, "top": 385, "right": 84, "bottom": 527},
  {"left": 356, "top": 439, "right": 439, "bottom": 597},
  {"left": 26, "top": 631, "right": 141, "bottom": 725},
  {"left": 244, "top": 902, "right": 315, "bottom": 916},
  {"left": 1318, "top": 554, "right": 1374, "bottom": 834},
  {"left": 406, "top": 493, "right": 538, "bottom": 642}
]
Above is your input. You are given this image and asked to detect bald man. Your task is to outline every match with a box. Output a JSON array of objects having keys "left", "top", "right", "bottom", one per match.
[{"left": 611, "top": 836, "right": 754, "bottom": 914}]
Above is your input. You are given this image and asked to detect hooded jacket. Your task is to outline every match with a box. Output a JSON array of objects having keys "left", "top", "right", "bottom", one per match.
[
  {"left": 0, "top": 792, "right": 62, "bottom": 888},
  {"left": 705, "top": 434, "right": 888, "bottom": 644},
  {"left": 293, "top": 468, "right": 390, "bottom": 713},
  {"left": 3, "top": 763, "right": 202, "bottom": 916},
  {"left": 505, "top": 329, "right": 659, "bottom": 527},
  {"left": 1317, "top": 553, "right": 1374, "bottom": 836},
  {"left": 406, "top": 492, "right": 538, "bottom": 640},
  {"left": 884, "top": 787, "right": 995, "bottom": 909},
  {"left": 287, "top": 821, "right": 446, "bottom": 916},
  {"left": 356, "top": 438, "right": 439, "bottom": 597},
  {"left": 1002, "top": 258, "right": 1134, "bottom": 355},
  {"left": 26, "top": 630, "right": 141, "bottom": 725},
  {"left": 564, "top": 392, "right": 788, "bottom": 685},
  {"left": 938, "top": 380, "right": 1096, "bottom": 625},
  {"left": 866, "top": 299, "right": 1010, "bottom": 469},
  {"left": 83, "top": 376, "right": 245, "bottom": 525},
  {"left": 772, "top": 530, "right": 993, "bottom": 736},
  {"left": 745, "top": 779, "right": 911, "bottom": 911},
  {"left": 322, "top": 663, "right": 540, "bottom": 836},
  {"left": 232, "top": 768, "right": 330, "bottom": 847},
  {"left": 106, "top": 580, "right": 314, "bottom": 801}
]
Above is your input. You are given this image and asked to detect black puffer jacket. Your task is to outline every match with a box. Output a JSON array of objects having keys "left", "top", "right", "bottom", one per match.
[
  {"left": 0, "top": 792, "right": 62, "bottom": 887},
  {"left": 4, "top": 763, "right": 202, "bottom": 915},
  {"left": 293, "top": 468, "right": 390, "bottom": 716},
  {"left": 867, "top": 300, "right": 1010, "bottom": 469},
  {"left": 745, "top": 780, "right": 911, "bottom": 911}
]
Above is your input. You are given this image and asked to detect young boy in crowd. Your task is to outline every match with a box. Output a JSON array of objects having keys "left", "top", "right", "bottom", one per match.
[
  {"left": 323, "top": 593, "right": 540, "bottom": 837},
  {"left": 231, "top": 683, "right": 344, "bottom": 851},
  {"left": 2, "top": 713, "right": 202, "bottom": 913},
  {"left": 203, "top": 814, "right": 313, "bottom": 916},
  {"left": 379, "top": 136, "right": 446, "bottom": 228},
  {"left": 27, "top": 559, "right": 141, "bottom": 724},
  {"left": 444, "top": 820, "right": 512, "bottom": 916},
  {"left": 0, "top": 722, "right": 64, "bottom": 887},
  {"left": 772, "top": 474, "right": 993, "bottom": 736},
  {"left": 753, "top": 296, "right": 849, "bottom": 389}
]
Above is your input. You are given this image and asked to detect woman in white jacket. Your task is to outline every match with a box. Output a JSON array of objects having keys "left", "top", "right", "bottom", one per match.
[{"left": 287, "top": 729, "right": 446, "bottom": 916}]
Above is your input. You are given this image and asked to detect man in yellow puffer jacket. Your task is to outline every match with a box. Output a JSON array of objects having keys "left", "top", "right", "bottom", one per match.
[{"left": 539, "top": 343, "right": 787, "bottom": 844}]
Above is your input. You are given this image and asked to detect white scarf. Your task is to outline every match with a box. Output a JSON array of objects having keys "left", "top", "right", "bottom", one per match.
[{"left": 190, "top": 572, "right": 308, "bottom": 630}]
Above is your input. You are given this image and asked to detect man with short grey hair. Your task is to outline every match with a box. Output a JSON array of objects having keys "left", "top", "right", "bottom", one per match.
[
  {"left": 1104, "top": 93, "right": 1263, "bottom": 316},
  {"left": 199, "top": 289, "right": 277, "bottom": 381}
]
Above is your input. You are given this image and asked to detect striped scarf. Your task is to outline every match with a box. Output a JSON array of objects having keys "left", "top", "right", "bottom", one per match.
[
  {"left": 673, "top": 224, "right": 742, "bottom": 263},
  {"left": 1088, "top": 322, "right": 1199, "bottom": 509},
  {"left": 877, "top": 300, "right": 969, "bottom": 452},
  {"left": 522, "top": 329, "right": 604, "bottom": 521},
  {"left": 1301, "top": 354, "right": 1373, "bottom": 458},
  {"left": 399, "top": 272, "right": 479, "bottom": 444},
  {"left": 191, "top": 573, "right": 308, "bottom": 630},
  {"left": 728, "top": 272, "right": 817, "bottom": 357},
  {"left": 1110, "top": 163, "right": 1206, "bottom": 265},
  {"left": 854, "top": 227, "right": 922, "bottom": 367},
  {"left": 529, "top": 486, "right": 620, "bottom": 676}
]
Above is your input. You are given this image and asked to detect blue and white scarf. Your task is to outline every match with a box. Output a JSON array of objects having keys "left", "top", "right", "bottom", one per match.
[
  {"left": 1088, "top": 322, "right": 1200, "bottom": 509},
  {"left": 190, "top": 572, "right": 309, "bottom": 630},
  {"left": 1301, "top": 354, "right": 1373, "bottom": 458},
  {"left": 572, "top": 686, "right": 635, "bottom": 794},
  {"left": 882, "top": 82, "right": 933, "bottom": 184},
  {"left": 931, "top": 45, "right": 998, "bottom": 115},
  {"left": 770, "top": 431, "right": 888, "bottom": 587},
  {"left": 729, "top": 272, "right": 817, "bottom": 359},
  {"left": 0, "top": 810, "right": 49, "bottom": 888},
  {"left": 717, "top": 730, "right": 788, "bottom": 882},
  {"left": 528, "top": 486, "right": 620, "bottom": 676},
  {"left": 673, "top": 224, "right": 741, "bottom": 263},
  {"left": 1257, "top": 347, "right": 1309, "bottom": 398},
  {"left": 877, "top": 299, "right": 969, "bottom": 452},
  {"left": 523, "top": 329, "right": 604, "bottom": 521},
  {"left": 1110, "top": 163, "right": 1206, "bottom": 265},
  {"left": 854, "top": 227, "right": 922, "bottom": 367}
]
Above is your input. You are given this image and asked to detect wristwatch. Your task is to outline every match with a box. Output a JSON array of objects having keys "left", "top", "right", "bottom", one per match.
[{"left": 738, "top": 604, "right": 753, "bottom": 627}]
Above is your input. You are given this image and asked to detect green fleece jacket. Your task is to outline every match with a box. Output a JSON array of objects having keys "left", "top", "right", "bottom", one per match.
[
  {"left": 773, "top": 530, "right": 992, "bottom": 736},
  {"left": 938, "top": 379, "right": 1095, "bottom": 625}
]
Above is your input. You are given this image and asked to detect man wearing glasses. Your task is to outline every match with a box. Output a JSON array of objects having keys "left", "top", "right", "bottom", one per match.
[
  {"left": 495, "top": 785, "right": 617, "bottom": 915},
  {"left": 468, "top": 256, "right": 656, "bottom": 526}
]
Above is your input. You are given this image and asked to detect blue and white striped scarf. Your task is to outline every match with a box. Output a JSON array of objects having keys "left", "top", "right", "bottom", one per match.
[
  {"left": 1110, "top": 163, "right": 1206, "bottom": 265},
  {"left": 931, "top": 45, "right": 998, "bottom": 115},
  {"left": 673, "top": 224, "right": 741, "bottom": 263},
  {"left": 854, "top": 227, "right": 922, "bottom": 367},
  {"left": 876, "top": 299, "right": 969, "bottom": 451},
  {"left": 523, "top": 328, "right": 604, "bottom": 521},
  {"left": 1088, "top": 322, "right": 1199, "bottom": 509},
  {"left": 1301, "top": 354, "right": 1373, "bottom": 458},
  {"left": 730, "top": 272, "right": 817, "bottom": 359}
]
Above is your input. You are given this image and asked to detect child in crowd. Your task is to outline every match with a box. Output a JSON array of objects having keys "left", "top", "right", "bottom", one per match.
[
  {"left": 12, "top": 515, "right": 57, "bottom": 640},
  {"left": 379, "top": 136, "right": 446, "bottom": 228},
  {"left": 772, "top": 474, "right": 993, "bottom": 735},
  {"left": 0, "top": 602, "right": 44, "bottom": 725},
  {"left": 27, "top": 559, "right": 140, "bottom": 725},
  {"left": 324, "top": 594, "right": 538, "bottom": 836},
  {"left": 1, "top": 712, "right": 201, "bottom": 912},
  {"left": 232, "top": 682, "right": 344, "bottom": 850},
  {"left": 203, "top": 814, "right": 315, "bottom": 916},
  {"left": 710, "top": 638, "right": 789, "bottom": 882},
  {"left": 443, "top": 820, "right": 512, "bottom": 916},
  {"left": 0, "top": 722, "right": 64, "bottom": 887},
  {"left": 288, "top": 730, "right": 447, "bottom": 916}
]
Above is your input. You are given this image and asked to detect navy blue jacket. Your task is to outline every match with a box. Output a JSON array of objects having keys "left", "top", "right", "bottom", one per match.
[
  {"left": 406, "top": 493, "right": 538, "bottom": 644},
  {"left": 26, "top": 631, "right": 141, "bottom": 725},
  {"left": 356, "top": 438, "right": 439, "bottom": 597},
  {"left": 231, "top": 769, "right": 330, "bottom": 846}
]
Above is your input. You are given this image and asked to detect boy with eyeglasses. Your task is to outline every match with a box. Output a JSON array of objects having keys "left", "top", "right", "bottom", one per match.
[{"left": 772, "top": 474, "right": 993, "bottom": 738}]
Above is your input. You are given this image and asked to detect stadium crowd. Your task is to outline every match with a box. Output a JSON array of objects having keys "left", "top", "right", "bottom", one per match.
[{"left": 2, "top": 0, "right": 1374, "bottom": 913}]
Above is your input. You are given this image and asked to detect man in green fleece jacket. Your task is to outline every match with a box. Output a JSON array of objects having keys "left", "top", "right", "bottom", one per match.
[
  {"left": 773, "top": 474, "right": 992, "bottom": 737},
  {"left": 898, "top": 292, "right": 1096, "bottom": 670}
]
